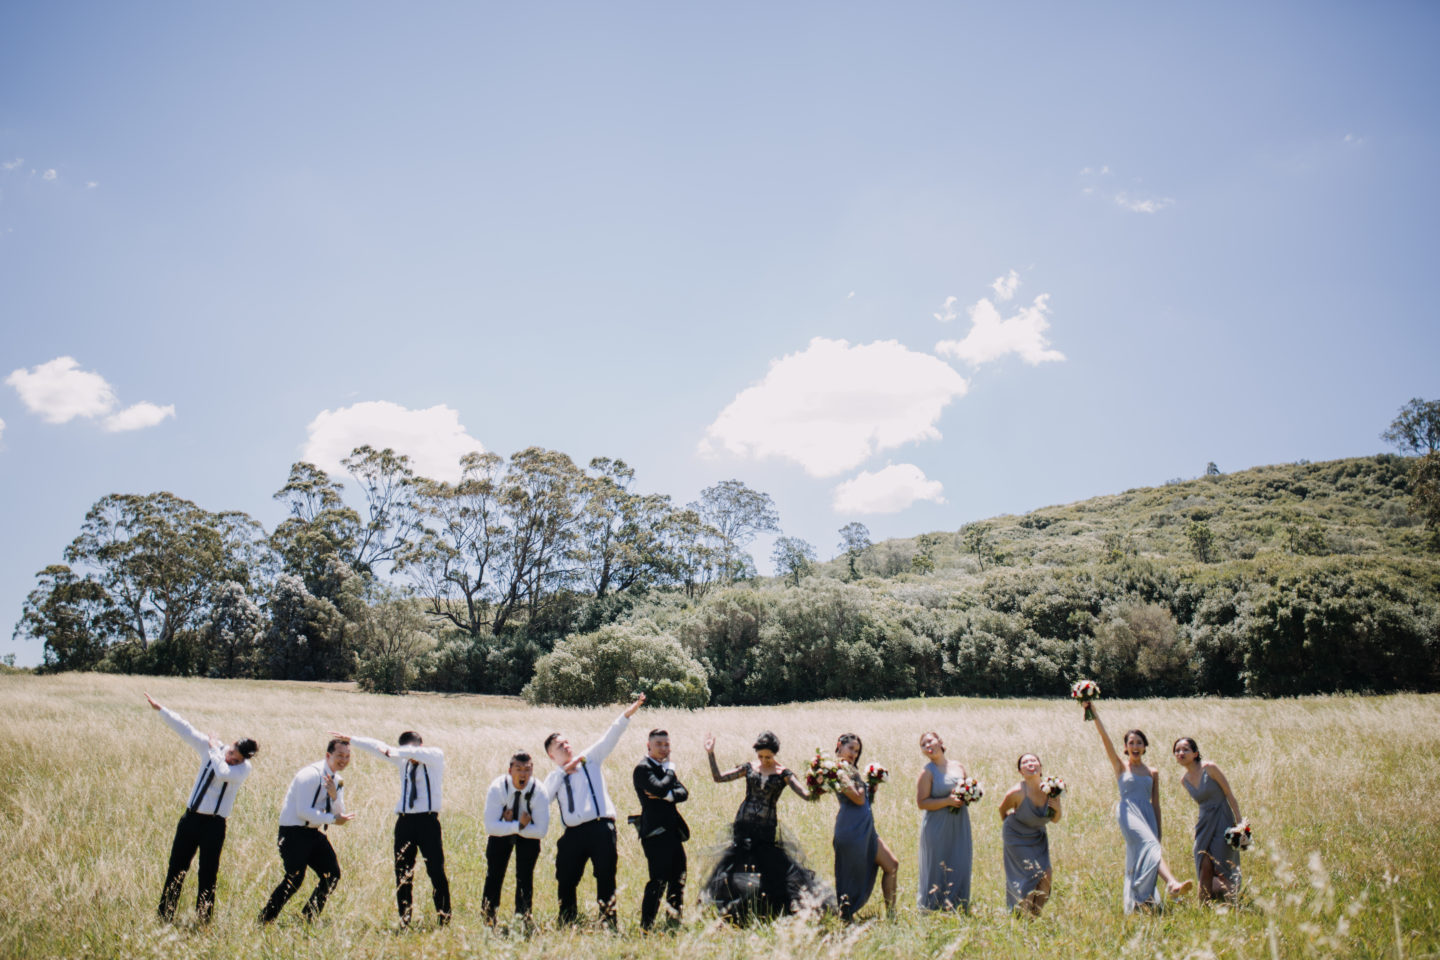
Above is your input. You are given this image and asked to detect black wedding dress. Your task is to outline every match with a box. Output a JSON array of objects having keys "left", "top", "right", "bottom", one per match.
[{"left": 699, "top": 765, "right": 835, "bottom": 922}]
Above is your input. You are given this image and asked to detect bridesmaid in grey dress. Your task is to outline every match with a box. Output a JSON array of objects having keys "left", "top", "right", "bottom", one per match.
[
  {"left": 831, "top": 733, "right": 899, "bottom": 920},
  {"left": 914, "top": 731, "right": 973, "bottom": 912},
  {"left": 1087, "top": 706, "right": 1192, "bottom": 913},
  {"left": 999, "top": 752, "right": 1062, "bottom": 915},
  {"left": 1172, "top": 737, "right": 1243, "bottom": 901}
]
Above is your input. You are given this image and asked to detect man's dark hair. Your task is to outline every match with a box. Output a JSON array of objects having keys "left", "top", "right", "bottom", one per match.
[
  {"left": 236, "top": 738, "right": 259, "bottom": 761},
  {"left": 510, "top": 751, "right": 532, "bottom": 765},
  {"left": 648, "top": 728, "right": 668, "bottom": 740},
  {"left": 326, "top": 738, "right": 346, "bottom": 754},
  {"left": 543, "top": 732, "right": 561, "bottom": 753},
  {"left": 753, "top": 730, "right": 780, "bottom": 754},
  {"left": 398, "top": 730, "right": 422, "bottom": 746}
]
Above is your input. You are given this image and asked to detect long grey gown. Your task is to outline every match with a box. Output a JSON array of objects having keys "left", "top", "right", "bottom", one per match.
[
  {"left": 916, "top": 761, "right": 972, "bottom": 911},
  {"left": 1002, "top": 788, "right": 1052, "bottom": 910},
  {"left": 1116, "top": 768, "right": 1162, "bottom": 913},
  {"left": 832, "top": 766, "right": 879, "bottom": 920},
  {"left": 1183, "top": 767, "right": 1240, "bottom": 893}
]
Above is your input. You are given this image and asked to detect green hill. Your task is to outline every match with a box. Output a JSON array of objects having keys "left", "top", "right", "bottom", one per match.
[{"left": 533, "top": 455, "right": 1440, "bottom": 706}]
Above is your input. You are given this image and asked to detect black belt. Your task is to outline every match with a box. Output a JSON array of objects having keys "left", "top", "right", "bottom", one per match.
[
  {"left": 397, "top": 811, "right": 439, "bottom": 818},
  {"left": 567, "top": 816, "right": 615, "bottom": 829},
  {"left": 183, "top": 810, "right": 223, "bottom": 819}
]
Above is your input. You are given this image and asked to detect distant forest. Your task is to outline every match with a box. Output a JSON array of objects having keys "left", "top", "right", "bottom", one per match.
[{"left": 14, "top": 400, "right": 1440, "bottom": 706}]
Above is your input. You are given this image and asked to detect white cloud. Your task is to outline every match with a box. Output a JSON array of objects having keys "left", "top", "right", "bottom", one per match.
[
  {"left": 1344, "top": 133, "right": 1365, "bottom": 145},
  {"left": 1, "top": 158, "right": 21, "bottom": 172},
  {"left": 935, "top": 290, "right": 1065, "bottom": 367},
  {"left": 302, "top": 401, "right": 484, "bottom": 483},
  {"left": 933, "top": 295, "right": 959, "bottom": 323},
  {"left": 699, "top": 337, "right": 969, "bottom": 477},
  {"left": 6, "top": 356, "right": 118, "bottom": 423},
  {"left": 86, "top": 181, "right": 99, "bottom": 189},
  {"left": 991, "top": 270, "right": 1020, "bottom": 301},
  {"left": 6, "top": 356, "right": 175, "bottom": 432},
  {"left": 42, "top": 169, "right": 56, "bottom": 181},
  {"left": 0, "top": 417, "right": 6, "bottom": 443},
  {"left": 103, "top": 402, "right": 176, "bottom": 432},
  {"left": 846, "top": 291, "right": 856, "bottom": 300},
  {"left": 1114, "top": 192, "right": 1174, "bottom": 214},
  {"left": 832, "top": 463, "right": 945, "bottom": 514}
]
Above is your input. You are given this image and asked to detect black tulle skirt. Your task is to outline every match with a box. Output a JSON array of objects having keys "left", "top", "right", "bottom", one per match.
[{"left": 699, "top": 822, "right": 835, "bottom": 923}]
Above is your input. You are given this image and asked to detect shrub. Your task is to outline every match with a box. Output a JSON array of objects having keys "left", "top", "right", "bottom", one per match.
[{"left": 524, "top": 620, "right": 710, "bottom": 708}]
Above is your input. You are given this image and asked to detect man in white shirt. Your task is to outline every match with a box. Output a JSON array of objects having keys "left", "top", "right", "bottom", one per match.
[
  {"left": 258, "top": 738, "right": 356, "bottom": 923},
  {"left": 481, "top": 751, "right": 550, "bottom": 924},
  {"left": 543, "top": 693, "right": 646, "bottom": 926},
  {"left": 145, "top": 693, "right": 257, "bottom": 923},
  {"left": 338, "top": 728, "right": 451, "bottom": 927}
]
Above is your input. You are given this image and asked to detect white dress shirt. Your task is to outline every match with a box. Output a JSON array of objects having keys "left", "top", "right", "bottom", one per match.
[
  {"left": 160, "top": 707, "right": 250, "bottom": 818},
  {"left": 544, "top": 713, "right": 631, "bottom": 829},
  {"left": 278, "top": 759, "right": 346, "bottom": 828},
  {"left": 350, "top": 736, "right": 445, "bottom": 814},
  {"left": 484, "top": 774, "right": 550, "bottom": 840}
]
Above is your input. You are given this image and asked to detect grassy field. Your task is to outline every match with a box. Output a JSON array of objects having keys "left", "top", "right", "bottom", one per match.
[{"left": 1, "top": 674, "right": 1436, "bottom": 959}]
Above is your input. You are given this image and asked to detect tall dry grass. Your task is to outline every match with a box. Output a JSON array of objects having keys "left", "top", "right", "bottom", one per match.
[{"left": 1, "top": 673, "right": 1436, "bottom": 959}]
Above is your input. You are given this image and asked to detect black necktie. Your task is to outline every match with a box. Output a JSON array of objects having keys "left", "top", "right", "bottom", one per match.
[
  {"left": 511, "top": 789, "right": 522, "bottom": 820},
  {"left": 565, "top": 776, "right": 575, "bottom": 814},
  {"left": 408, "top": 761, "right": 419, "bottom": 809}
]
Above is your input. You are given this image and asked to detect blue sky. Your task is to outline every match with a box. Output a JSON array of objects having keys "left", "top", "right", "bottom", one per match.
[{"left": 3, "top": 2, "right": 1437, "bottom": 664}]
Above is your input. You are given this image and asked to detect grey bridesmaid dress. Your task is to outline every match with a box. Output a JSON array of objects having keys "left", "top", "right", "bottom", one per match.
[
  {"left": 1183, "top": 767, "right": 1240, "bottom": 893},
  {"left": 832, "top": 765, "right": 880, "bottom": 920},
  {"left": 916, "top": 761, "right": 972, "bottom": 911},
  {"left": 1116, "top": 768, "right": 1161, "bottom": 913},
  {"left": 1001, "top": 788, "right": 1052, "bottom": 910}
]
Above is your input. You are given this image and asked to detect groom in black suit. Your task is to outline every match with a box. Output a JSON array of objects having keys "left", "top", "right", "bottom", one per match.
[{"left": 631, "top": 728, "right": 689, "bottom": 930}]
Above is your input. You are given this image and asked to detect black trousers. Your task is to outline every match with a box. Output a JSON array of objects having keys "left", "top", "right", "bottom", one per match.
[
  {"left": 481, "top": 834, "right": 541, "bottom": 920},
  {"left": 555, "top": 819, "right": 618, "bottom": 925},
  {"left": 157, "top": 811, "right": 227, "bottom": 922},
  {"left": 258, "top": 826, "right": 340, "bottom": 923},
  {"left": 640, "top": 832, "right": 687, "bottom": 929},
  {"left": 394, "top": 812, "right": 450, "bottom": 924}
]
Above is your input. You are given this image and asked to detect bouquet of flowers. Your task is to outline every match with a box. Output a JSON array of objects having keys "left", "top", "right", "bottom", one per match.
[
  {"left": 805, "top": 749, "right": 843, "bottom": 801},
  {"left": 950, "top": 777, "right": 984, "bottom": 814},
  {"left": 864, "top": 763, "right": 889, "bottom": 791},
  {"left": 1224, "top": 819, "right": 1253, "bottom": 850},
  {"left": 1039, "top": 775, "right": 1066, "bottom": 800},
  {"left": 1071, "top": 679, "right": 1101, "bottom": 721}
]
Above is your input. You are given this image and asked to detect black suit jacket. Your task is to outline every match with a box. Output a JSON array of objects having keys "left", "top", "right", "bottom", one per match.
[{"left": 632, "top": 758, "right": 689, "bottom": 842}]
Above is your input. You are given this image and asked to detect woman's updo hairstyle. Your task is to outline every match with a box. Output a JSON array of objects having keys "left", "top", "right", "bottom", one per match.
[
  {"left": 1172, "top": 736, "right": 1201, "bottom": 762},
  {"left": 837, "top": 733, "right": 863, "bottom": 765},
  {"left": 919, "top": 730, "right": 945, "bottom": 750},
  {"left": 753, "top": 731, "right": 780, "bottom": 754},
  {"left": 1123, "top": 728, "right": 1150, "bottom": 749}
]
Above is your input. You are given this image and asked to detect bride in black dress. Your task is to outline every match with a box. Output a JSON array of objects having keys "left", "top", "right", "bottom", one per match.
[{"left": 701, "top": 731, "right": 835, "bottom": 921}]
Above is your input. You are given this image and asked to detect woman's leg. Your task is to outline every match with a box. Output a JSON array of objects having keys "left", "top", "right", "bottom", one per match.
[
  {"left": 874, "top": 836, "right": 900, "bottom": 917},
  {"left": 1159, "top": 856, "right": 1195, "bottom": 897}
]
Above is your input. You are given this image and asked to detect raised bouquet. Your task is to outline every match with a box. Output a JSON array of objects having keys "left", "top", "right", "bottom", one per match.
[
  {"left": 805, "top": 749, "right": 843, "bottom": 801},
  {"left": 950, "top": 776, "right": 984, "bottom": 814},
  {"left": 1071, "top": 679, "right": 1101, "bottom": 721},
  {"left": 864, "top": 763, "right": 889, "bottom": 791},
  {"left": 1224, "top": 819, "right": 1253, "bottom": 850},
  {"left": 1039, "top": 775, "right": 1066, "bottom": 800}
]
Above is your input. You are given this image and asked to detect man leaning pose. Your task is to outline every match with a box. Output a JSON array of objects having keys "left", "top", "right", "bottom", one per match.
[
  {"left": 544, "top": 693, "right": 646, "bottom": 927},
  {"left": 338, "top": 728, "right": 451, "bottom": 927},
  {"left": 258, "top": 738, "right": 356, "bottom": 923},
  {"left": 146, "top": 692, "right": 258, "bottom": 923}
]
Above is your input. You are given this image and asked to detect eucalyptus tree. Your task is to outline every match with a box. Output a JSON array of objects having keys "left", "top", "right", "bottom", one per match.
[
  {"left": 578, "top": 457, "right": 677, "bottom": 598},
  {"left": 837, "top": 522, "right": 872, "bottom": 580},
  {"left": 771, "top": 536, "right": 817, "bottom": 587},
  {"left": 691, "top": 479, "right": 779, "bottom": 583},
  {"left": 14, "top": 564, "right": 124, "bottom": 671}
]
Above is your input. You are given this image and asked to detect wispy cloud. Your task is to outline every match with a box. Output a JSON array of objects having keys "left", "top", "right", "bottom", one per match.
[
  {"left": 86, "top": 181, "right": 99, "bottom": 189},
  {"left": 1, "top": 158, "right": 22, "bottom": 172},
  {"left": 1344, "top": 133, "right": 1365, "bottom": 145},
  {"left": 832, "top": 463, "right": 945, "bottom": 514},
  {"left": 1114, "top": 192, "right": 1174, "bottom": 214},
  {"left": 6, "top": 356, "right": 175, "bottom": 433},
  {"left": 933, "top": 295, "right": 959, "bottom": 323},
  {"left": 699, "top": 337, "right": 968, "bottom": 477},
  {"left": 934, "top": 274, "right": 1065, "bottom": 367},
  {"left": 41, "top": 169, "right": 57, "bottom": 181},
  {"left": 846, "top": 291, "right": 856, "bottom": 300},
  {"left": 103, "top": 402, "right": 176, "bottom": 432},
  {"left": 303, "top": 400, "right": 484, "bottom": 483},
  {"left": 991, "top": 270, "right": 1020, "bottom": 301}
]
